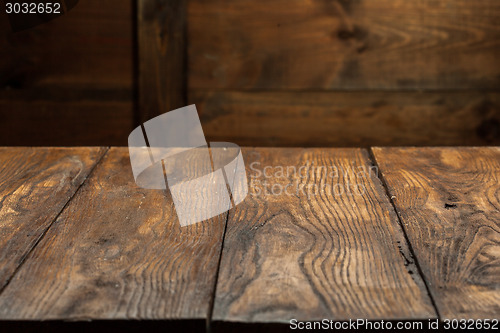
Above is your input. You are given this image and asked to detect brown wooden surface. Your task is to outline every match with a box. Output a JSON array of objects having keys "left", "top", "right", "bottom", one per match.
[
  {"left": 212, "top": 148, "right": 436, "bottom": 323},
  {"left": 0, "top": 146, "right": 498, "bottom": 328},
  {"left": 188, "top": 0, "right": 500, "bottom": 91},
  {"left": 0, "top": 148, "right": 226, "bottom": 320},
  {"left": 0, "top": 147, "right": 106, "bottom": 291},
  {"left": 138, "top": 0, "right": 187, "bottom": 123},
  {"left": 0, "top": 0, "right": 134, "bottom": 146},
  {"left": 373, "top": 147, "right": 500, "bottom": 319},
  {"left": 191, "top": 91, "right": 500, "bottom": 147}
]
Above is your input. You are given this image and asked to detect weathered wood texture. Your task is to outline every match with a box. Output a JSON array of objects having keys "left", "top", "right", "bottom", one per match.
[
  {"left": 138, "top": 0, "right": 187, "bottom": 123},
  {"left": 0, "top": 0, "right": 134, "bottom": 145},
  {"left": 0, "top": 147, "right": 106, "bottom": 291},
  {"left": 188, "top": 0, "right": 500, "bottom": 90},
  {"left": 186, "top": 0, "right": 500, "bottom": 147},
  {"left": 0, "top": 148, "right": 226, "bottom": 320},
  {"left": 213, "top": 148, "right": 436, "bottom": 323},
  {"left": 373, "top": 147, "right": 500, "bottom": 319},
  {"left": 191, "top": 91, "right": 500, "bottom": 147}
]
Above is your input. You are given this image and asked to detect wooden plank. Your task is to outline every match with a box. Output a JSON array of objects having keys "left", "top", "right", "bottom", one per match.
[
  {"left": 138, "top": 0, "right": 187, "bottom": 123},
  {"left": 373, "top": 147, "right": 500, "bottom": 319},
  {"left": 188, "top": 0, "right": 500, "bottom": 90},
  {"left": 0, "top": 147, "right": 107, "bottom": 291},
  {"left": 0, "top": 99, "right": 133, "bottom": 146},
  {"left": 0, "top": 0, "right": 132, "bottom": 91},
  {"left": 190, "top": 90, "right": 500, "bottom": 147},
  {"left": 212, "top": 148, "right": 436, "bottom": 325},
  {"left": 0, "top": 148, "right": 226, "bottom": 322},
  {"left": 0, "top": 0, "right": 133, "bottom": 146}
]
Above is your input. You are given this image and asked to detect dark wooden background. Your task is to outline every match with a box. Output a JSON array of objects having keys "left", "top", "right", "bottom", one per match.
[{"left": 1, "top": 0, "right": 499, "bottom": 147}]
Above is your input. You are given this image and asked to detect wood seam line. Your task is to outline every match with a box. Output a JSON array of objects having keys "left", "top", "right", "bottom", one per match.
[
  {"left": 206, "top": 210, "right": 231, "bottom": 333},
  {"left": 131, "top": 0, "right": 140, "bottom": 129},
  {"left": 367, "top": 147, "right": 442, "bottom": 320},
  {"left": 181, "top": 0, "right": 188, "bottom": 108},
  {"left": 0, "top": 146, "right": 110, "bottom": 297}
]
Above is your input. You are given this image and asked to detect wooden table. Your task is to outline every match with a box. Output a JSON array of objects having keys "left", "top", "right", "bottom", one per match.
[{"left": 0, "top": 147, "right": 498, "bottom": 332}]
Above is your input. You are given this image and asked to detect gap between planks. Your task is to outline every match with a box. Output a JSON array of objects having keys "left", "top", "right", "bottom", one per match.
[
  {"left": 206, "top": 208, "right": 231, "bottom": 333},
  {"left": 368, "top": 147, "right": 441, "bottom": 319},
  {"left": 208, "top": 147, "right": 438, "bottom": 329},
  {"left": 0, "top": 147, "right": 439, "bottom": 327},
  {"left": 0, "top": 147, "right": 110, "bottom": 297}
]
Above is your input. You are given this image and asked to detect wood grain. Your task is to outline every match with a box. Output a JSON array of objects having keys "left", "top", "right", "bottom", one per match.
[
  {"left": 373, "top": 147, "right": 500, "bottom": 319},
  {"left": 0, "top": 147, "right": 106, "bottom": 291},
  {"left": 188, "top": 0, "right": 500, "bottom": 90},
  {"left": 138, "top": 0, "right": 187, "bottom": 123},
  {"left": 0, "top": 148, "right": 226, "bottom": 321},
  {"left": 0, "top": 0, "right": 133, "bottom": 145},
  {"left": 190, "top": 91, "right": 500, "bottom": 147},
  {"left": 213, "top": 148, "right": 436, "bottom": 324}
]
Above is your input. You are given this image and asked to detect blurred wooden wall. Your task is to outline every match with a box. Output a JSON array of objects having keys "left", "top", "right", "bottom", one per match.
[
  {"left": 186, "top": 0, "right": 500, "bottom": 146},
  {"left": 2, "top": 0, "right": 500, "bottom": 146},
  {"left": 0, "top": 0, "right": 134, "bottom": 146}
]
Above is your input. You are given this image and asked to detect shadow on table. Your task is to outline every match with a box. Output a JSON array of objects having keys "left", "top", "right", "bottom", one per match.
[{"left": 0, "top": 320, "right": 204, "bottom": 333}]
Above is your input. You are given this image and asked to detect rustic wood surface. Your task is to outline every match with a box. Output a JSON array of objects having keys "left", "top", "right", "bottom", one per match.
[
  {"left": 188, "top": 0, "right": 500, "bottom": 90},
  {"left": 212, "top": 148, "right": 435, "bottom": 323},
  {"left": 0, "top": 147, "right": 498, "bottom": 329},
  {"left": 373, "top": 147, "right": 500, "bottom": 319},
  {"left": 0, "top": 148, "right": 106, "bottom": 291},
  {"left": 138, "top": 0, "right": 187, "bottom": 123},
  {"left": 191, "top": 91, "right": 500, "bottom": 147},
  {"left": 0, "top": 148, "right": 226, "bottom": 320}
]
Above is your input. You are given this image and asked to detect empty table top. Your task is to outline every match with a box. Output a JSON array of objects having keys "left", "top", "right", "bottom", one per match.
[{"left": 0, "top": 147, "right": 498, "bottom": 331}]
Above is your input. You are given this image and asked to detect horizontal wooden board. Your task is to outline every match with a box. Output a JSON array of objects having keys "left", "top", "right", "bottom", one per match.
[
  {"left": 0, "top": 99, "right": 133, "bottom": 146},
  {"left": 188, "top": 0, "right": 500, "bottom": 90},
  {"left": 373, "top": 147, "right": 500, "bottom": 319},
  {"left": 0, "top": 147, "right": 106, "bottom": 291},
  {"left": 190, "top": 90, "right": 500, "bottom": 147},
  {"left": 213, "top": 148, "right": 436, "bottom": 323},
  {"left": 0, "top": 0, "right": 133, "bottom": 90},
  {"left": 0, "top": 148, "right": 227, "bottom": 321}
]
